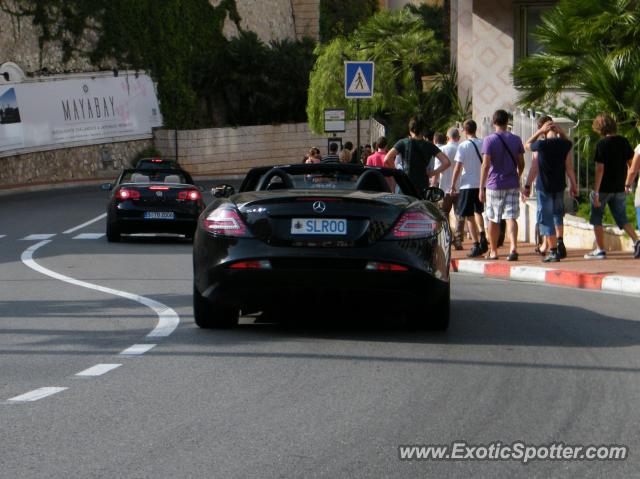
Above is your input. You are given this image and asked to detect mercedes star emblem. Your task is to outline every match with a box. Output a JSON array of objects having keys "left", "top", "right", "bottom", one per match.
[{"left": 312, "top": 201, "right": 326, "bottom": 213}]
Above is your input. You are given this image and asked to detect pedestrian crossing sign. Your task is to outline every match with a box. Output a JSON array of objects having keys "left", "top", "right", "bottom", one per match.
[{"left": 345, "top": 61, "right": 374, "bottom": 99}]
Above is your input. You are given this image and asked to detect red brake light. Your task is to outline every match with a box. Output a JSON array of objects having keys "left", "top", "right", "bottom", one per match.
[
  {"left": 149, "top": 186, "right": 170, "bottom": 191},
  {"left": 366, "top": 261, "right": 408, "bottom": 272},
  {"left": 151, "top": 159, "right": 162, "bottom": 163},
  {"left": 178, "top": 189, "right": 201, "bottom": 201},
  {"left": 390, "top": 211, "right": 438, "bottom": 238},
  {"left": 229, "top": 260, "right": 271, "bottom": 270},
  {"left": 116, "top": 188, "right": 141, "bottom": 200},
  {"left": 204, "top": 206, "right": 251, "bottom": 237}
]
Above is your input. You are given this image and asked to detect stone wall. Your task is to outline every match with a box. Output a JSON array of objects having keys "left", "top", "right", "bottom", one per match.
[
  {"left": 0, "top": 139, "right": 152, "bottom": 188},
  {"left": 218, "top": 0, "right": 298, "bottom": 43},
  {"left": 154, "top": 121, "right": 378, "bottom": 177},
  {"left": 291, "top": 0, "right": 320, "bottom": 40}
]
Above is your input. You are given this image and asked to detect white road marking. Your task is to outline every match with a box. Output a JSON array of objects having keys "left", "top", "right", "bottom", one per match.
[
  {"left": 8, "top": 387, "right": 68, "bottom": 402},
  {"left": 63, "top": 213, "right": 107, "bottom": 234},
  {"left": 21, "top": 240, "right": 179, "bottom": 338},
  {"left": 119, "top": 344, "right": 156, "bottom": 356},
  {"left": 72, "top": 233, "right": 105, "bottom": 240},
  {"left": 0, "top": 235, "right": 6, "bottom": 239},
  {"left": 75, "top": 363, "right": 122, "bottom": 377},
  {"left": 21, "top": 234, "right": 56, "bottom": 241}
]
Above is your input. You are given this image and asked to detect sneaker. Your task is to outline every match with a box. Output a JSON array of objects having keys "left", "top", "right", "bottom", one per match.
[
  {"left": 634, "top": 240, "right": 640, "bottom": 259},
  {"left": 543, "top": 250, "right": 560, "bottom": 263},
  {"left": 467, "top": 243, "right": 483, "bottom": 258},
  {"left": 453, "top": 240, "right": 464, "bottom": 251},
  {"left": 557, "top": 240, "right": 567, "bottom": 259},
  {"left": 479, "top": 235, "right": 489, "bottom": 254},
  {"left": 584, "top": 249, "right": 606, "bottom": 260}
]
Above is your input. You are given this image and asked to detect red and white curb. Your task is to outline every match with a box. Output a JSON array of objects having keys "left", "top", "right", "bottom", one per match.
[{"left": 452, "top": 259, "right": 640, "bottom": 295}]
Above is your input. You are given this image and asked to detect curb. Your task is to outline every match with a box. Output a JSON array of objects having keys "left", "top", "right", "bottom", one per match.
[{"left": 452, "top": 259, "right": 640, "bottom": 295}]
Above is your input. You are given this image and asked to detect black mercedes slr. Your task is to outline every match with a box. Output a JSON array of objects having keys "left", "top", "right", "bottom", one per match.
[
  {"left": 193, "top": 164, "right": 451, "bottom": 330},
  {"left": 102, "top": 168, "right": 205, "bottom": 242}
]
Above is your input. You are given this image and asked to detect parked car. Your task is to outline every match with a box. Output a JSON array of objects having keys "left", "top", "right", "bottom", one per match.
[
  {"left": 102, "top": 168, "right": 205, "bottom": 242},
  {"left": 193, "top": 163, "right": 451, "bottom": 330}
]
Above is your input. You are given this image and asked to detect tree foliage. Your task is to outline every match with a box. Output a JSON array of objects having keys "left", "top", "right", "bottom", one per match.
[
  {"left": 307, "top": 7, "right": 464, "bottom": 138},
  {"left": 319, "top": 0, "right": 378, "bottom": 43},
  {"left": 513, "top": 0, "right": 640, "bottom": 149}
]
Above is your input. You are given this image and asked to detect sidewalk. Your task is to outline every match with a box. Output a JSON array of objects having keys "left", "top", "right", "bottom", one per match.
[{"left": 451, "top": 239, "right": 640, "bottom": 295}]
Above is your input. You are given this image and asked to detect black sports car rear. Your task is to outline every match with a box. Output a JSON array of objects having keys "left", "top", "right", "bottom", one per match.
[
  {"left": 193, "top": 164, "right": 451, "bottom": 329},
  {"left": 103, "top": 168, "right": 205, "bottom": 241}
]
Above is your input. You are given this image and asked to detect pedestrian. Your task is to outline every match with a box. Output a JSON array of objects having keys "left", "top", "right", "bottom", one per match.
[
  {"left": 437, "top": 127, "right": 464, "bottom": 250},
  {"left": 366, "top": 136, "right": 388, "bottom": 167},
  {"left": 321, "top": 142, "right": 340, "bottom": 163},
  {"left": 361, "top": 144, "right": 373, "bottom": 163},
  {"left": 433, "top": 132, "right": 446, "bottom": 149},
  {"left": 449, "top": 119, "right": 489, "bottom": 257},
  {"left": 624, "top": 143, "right": 640, "bottom": 233},
  {"left": 584, "top": 114, "right": 640, "bottom": 259},
  {"left": 523, "top": 116, "right": 578, "bottom": 262},
  {"left": 339, "top": 148, "right": 352, "bottom": 163},
  {"left": 384, "top": 117, "right": 451, "bottom": 192},
  {"left": 343, "top": 141, "right": 356, "bottom": 164},
  {"left": 479, "top": 109, "right": 525, "bottom": 261},
  {"left": 305, "top": 147, "right": 321, "bottom": 164}
]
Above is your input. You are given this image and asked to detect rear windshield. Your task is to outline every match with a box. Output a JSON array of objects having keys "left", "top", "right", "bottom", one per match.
[
  {"left": 136, "top": 160, "right": 176, "bottom": 169},
  {"left": 121, "top": 171, "right": 188, "bottom": 184}
]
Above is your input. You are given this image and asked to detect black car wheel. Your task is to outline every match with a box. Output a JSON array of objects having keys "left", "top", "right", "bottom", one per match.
[
  {"left": 106, "top": 219, "right": 121, "bottom": 242},
  {"left": 193, "top": 283, "right": 239, "bottom": 329},
  {"left": 408, "top": 284, "right": 450, "bottom": 331}
]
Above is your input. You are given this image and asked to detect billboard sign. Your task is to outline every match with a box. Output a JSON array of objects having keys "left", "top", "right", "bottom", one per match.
[{"left": 0, "top": 72, "right": 162, "bottom": 157}]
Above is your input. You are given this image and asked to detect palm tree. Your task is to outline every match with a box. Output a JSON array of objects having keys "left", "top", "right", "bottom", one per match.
[
  {"left": 513, "top": 0, "right": 640, "bottom": 144},
  {"left": 306, "top": 8, "right": 452, "bottom": 135}
]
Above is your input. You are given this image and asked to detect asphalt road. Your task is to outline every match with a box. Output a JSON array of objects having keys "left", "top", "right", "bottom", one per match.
[{"left": 1, "top": 184, "right": 640, "bottom": 478}]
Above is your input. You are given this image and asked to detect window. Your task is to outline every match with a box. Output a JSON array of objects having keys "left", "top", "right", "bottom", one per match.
[{"left": 516, "top": 3, "right": 555, "bottom": 60}]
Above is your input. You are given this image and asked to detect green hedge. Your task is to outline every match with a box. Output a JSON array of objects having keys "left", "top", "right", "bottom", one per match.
[{"left": 319, "top": 0, "right": 378, "bottom": 43}]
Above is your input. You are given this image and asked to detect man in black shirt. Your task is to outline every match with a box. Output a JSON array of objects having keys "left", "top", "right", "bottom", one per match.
[
  {"left": 584, "top": 113, "right": 639, "bottom": 259},
  {"left": 524, "top": 116, "right": 577, "bottom": 262},
  {"left": 383, "top": 117, "right": 451, "bottom": 191}
]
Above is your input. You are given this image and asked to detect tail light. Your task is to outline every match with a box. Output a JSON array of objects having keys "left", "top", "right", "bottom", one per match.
[
  {"left": 178, "top": 189, "right": 201, "bottom": 201},
  {"left": 204, "top": 205, "right": 252, "bottom": 237},
  {"left": 366, "top": 261, "right": 408, "bottom": 272},
  {"left": 116, "top": 188, "right": 141, "bottom": 200},
  {"left": 389, "top": 210, "right": 438, "bottom": 239},
  {"left": 149, "top": 186, "right": 170, "bottom": 191},
  {"left": 229, "top": 260, "right": 271, "bottom": 270}
]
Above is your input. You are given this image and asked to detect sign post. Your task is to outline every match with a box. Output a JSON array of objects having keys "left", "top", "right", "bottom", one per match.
[{"left": 345, "top": 61, "right": 374, "bottom": 163}]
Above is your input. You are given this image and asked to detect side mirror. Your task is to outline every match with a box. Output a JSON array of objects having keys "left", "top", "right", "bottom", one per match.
[
  {"left": 101, "top": 183, "right": 113, "bottom": 191},
  {"left": 211, "top": 184, "right": 235, "bottom": 198},
  {"left": 197, "top": 185, "right": 205, "bottom": 192},
  {"left": 422, "top": 187, "right": 445, "bottom": 202}
]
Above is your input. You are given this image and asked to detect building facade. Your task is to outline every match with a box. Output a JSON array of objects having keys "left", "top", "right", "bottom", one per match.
[{"left": 450, "top": 0, "right": 556, "bottom": 133}]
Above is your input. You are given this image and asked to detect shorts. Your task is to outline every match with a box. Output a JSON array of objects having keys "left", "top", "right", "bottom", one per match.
[
  {"left": 589, "top": 191, "right": 629, "bottom": 228},
  {"left": 457, "top": 188, "right": 484, "bottom": 217},
  {"left": 536, "top": 190, "right": 564, "bottom": 237},
  {"left": 485, "top": 188, "right": 520, "bottom": 223}
]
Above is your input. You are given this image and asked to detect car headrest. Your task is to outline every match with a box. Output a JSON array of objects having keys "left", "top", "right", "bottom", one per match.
[
  {"left": 164, "top": 175, "right": 181, "bottom": 184},
  {"left": 355, "top": 169, "right": 390, "bottom": 193},
  {"left": 132, "top": 173, "right": 150, "bottom": 183}
]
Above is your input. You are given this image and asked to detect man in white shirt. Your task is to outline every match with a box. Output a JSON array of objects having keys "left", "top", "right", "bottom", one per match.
[
  {"left": 449, "top": 120, "right": 488, "bottom": 257},
  {"left": 435, "top": 127, "right": 463, "bottom": 249}
]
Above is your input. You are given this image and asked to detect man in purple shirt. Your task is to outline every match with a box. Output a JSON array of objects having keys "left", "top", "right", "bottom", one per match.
[{"left": 479, "top": 110, "right": 525, "bottom": 261}]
